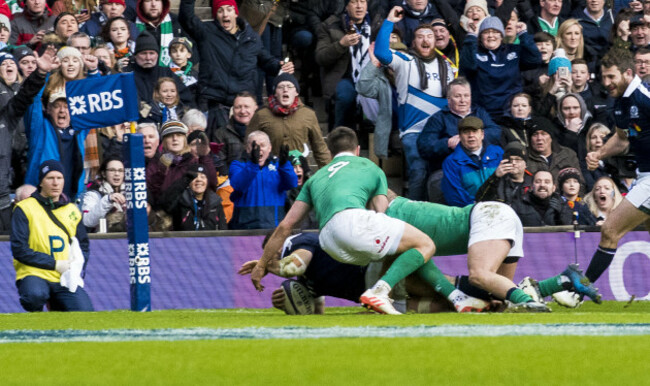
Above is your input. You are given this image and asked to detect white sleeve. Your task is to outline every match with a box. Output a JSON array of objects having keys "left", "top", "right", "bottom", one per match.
[{"left": 81, "top": 191, "right": 112, "bottom": 228}]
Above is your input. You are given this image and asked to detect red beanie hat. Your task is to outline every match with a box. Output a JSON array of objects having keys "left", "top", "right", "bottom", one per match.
[{"left": 212, "top": 0, "right": 238, "bottom": 19}]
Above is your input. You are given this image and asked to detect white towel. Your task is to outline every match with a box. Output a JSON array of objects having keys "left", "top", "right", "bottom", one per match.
[{"left": 60, "top": 237, "right": 85, "bottom": 293}]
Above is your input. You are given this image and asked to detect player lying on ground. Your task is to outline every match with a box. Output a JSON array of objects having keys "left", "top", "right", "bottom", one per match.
[
  {"left": 551, "top": 51, "right": 650, "bottom": 308},
  {"left": 385, "top": 192, "right": 601, "bottom": 311},
  {"left": 250, "top": 127, "right": 484, "bottom": 314},
  {"left": 239, "top": 232, "right": 484, "bottom": 314}
]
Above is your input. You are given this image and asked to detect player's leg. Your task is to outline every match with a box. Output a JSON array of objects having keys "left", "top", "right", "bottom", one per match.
[
  {"left": 584, "top": 199, "right": 649, "bottom": 283},
  {"left": 467, "top": 239, "right": 517, "bottom": 299}
]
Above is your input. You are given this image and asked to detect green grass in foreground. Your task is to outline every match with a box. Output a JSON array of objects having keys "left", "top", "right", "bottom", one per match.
[{"left": 0, "top": 301, "right": 649, "bottom": 385}]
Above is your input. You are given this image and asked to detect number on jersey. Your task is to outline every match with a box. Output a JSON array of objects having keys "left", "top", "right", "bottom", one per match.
[{"left": 327, "top": 161, "right": 349, "bottom": 178}]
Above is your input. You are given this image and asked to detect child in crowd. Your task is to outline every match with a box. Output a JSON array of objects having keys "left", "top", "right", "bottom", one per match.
[
  {"left": 149, "top": 77, "right": 186, "bottom": 124},
  {"left": 102, "top": 17, "right": 134, "bottom": 70},
  {"left": 168, "top": 37, "right": 198, "bottom": 94},
  {"left": 557, "top": 167, "right": 596, "bottom": 225},
  {"left": 570, "top": 59, "right": 608, "bottom": 122}
]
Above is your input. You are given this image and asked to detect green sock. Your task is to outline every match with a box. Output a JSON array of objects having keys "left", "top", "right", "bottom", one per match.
[
  {"left": 416, "top": 260, "right": 456, "bottom": 298},
  {"left": 381, "top": 248, "right": 425, "bottom": 288},
  {"left": 506, "top": 287, "right": 533, "bottom": 303},
  {"left": 538, "top": 275, "right": 570, "bottom": 297}
]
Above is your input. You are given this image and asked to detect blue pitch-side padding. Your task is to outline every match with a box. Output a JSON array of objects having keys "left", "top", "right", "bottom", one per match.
[{"left": 123, "top": 133, "right": 151, "bottom": 311}]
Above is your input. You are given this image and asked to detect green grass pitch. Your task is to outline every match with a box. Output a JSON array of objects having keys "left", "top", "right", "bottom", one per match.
[{"left": 1, "top": 301, "right": 649, "bottom": 385}]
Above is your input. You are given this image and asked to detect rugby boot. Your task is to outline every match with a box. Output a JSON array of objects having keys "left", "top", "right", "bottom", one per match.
[
  {"left": 504, "top": 300, "right": 551, "bottom": 313},
  {"left": 552, "top": 290, "right": 583, "bottom": 308},
  {"left": 562, "top": 264, "right": 602, "bottom": 304},
  {"left": 451, "top": 293, "right": 490, "bottom": 313},
  {"left": 360, "top": 289, "right": 402, "bottom": 315},
  {"left": 517, "top": 276, "right": 544, "bottom": 303}
]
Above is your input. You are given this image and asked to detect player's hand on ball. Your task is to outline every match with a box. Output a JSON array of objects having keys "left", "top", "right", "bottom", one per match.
[
  {"left": 272, "top": 288, "right": 286, "bottom": 311},
  {"left": 279, "top": 253, "right": 306, "bottom": 277},
  {"left": 237, "top": 260, "right": 258, "bottom": 275}
]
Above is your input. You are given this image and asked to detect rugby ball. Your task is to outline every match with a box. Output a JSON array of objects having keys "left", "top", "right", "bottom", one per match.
[{"left": 281, "top": 279, "right": 315, "bottom": 315}]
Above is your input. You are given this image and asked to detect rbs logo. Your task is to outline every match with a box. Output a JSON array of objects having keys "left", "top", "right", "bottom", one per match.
[{"left": 68, "top": 90, "right": 124, "bottom": 116}]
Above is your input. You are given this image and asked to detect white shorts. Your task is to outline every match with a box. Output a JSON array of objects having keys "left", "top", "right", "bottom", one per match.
[
  {"left": 468, "top": 201, "right": 524, "bottom": 259},
  {"left": 319, "top": 209, "right": 405, "bottom": 266},
  {"left": 625, "top": 171, "right": 650, "bottom": 215}
]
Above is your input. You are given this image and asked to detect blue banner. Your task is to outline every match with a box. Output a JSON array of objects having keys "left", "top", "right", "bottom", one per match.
[
  {"left": 123, "top": 133, "right": 151, "bottom": 312},
  {"left": 65, "top": 73, "right": 139, "bottom": 131}
]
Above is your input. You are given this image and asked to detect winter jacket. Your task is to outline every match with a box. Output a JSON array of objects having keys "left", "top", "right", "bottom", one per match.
[
  {"left": 24, "top": 76, "right": 88, "bottom": 200},
  {"left": 511, "top": 191, "right": 573, "bottom": 226},
  {"left": 475, "top": 169, "right": 533, "bottom": 205},
  {"left": 211, "top": 118, "right": 246, "bottom": 174},
  {"left": 562, "top": 197, "right": 597, "bottom": 226},
  {"left": 0, "top": 70, "right": 46, "bottom": 209},
  {"left": 394, "top": 3, "right": 441, "bottom": 46},
  {"left": 146, "top": 152, "right": 217, "bottom": 209},
  {"left": 229, "top": 156, "right": 298, "bottom": 230},
  {"left": 441, "top": 143, "right": 503, "bottom": 207},
  {"left": 81, "top": 180, "right": 126, "bottom": 231},
  {"left": 9, "top": 9, "right": 54, "bottom": 46},
  {"left": 574, "top": 8, "right": 614, "bottom": 59},
  {"left": 417, "top": 105, "right": 502, "bottom": 170},
  {"left": 498, "top": 115, "right": 534, "bottom": 148},
  {"left": 314, "top": 13, "right": 352, "bottom": 100},
  {"left": 526, "top": 143, "right": 581, "bottom": 182},
  {"left": 247, "top": 103, "right": 331, "bottom": 168},
  {"left": 160, "top": 174, "right": 227, "bottom": 231},
  {"left": 553, "top": 92, "right": 593, "bottom": 158},
  {"left": 460, "top": 31, "right": 541, "bottom": 119},
  {"left": 179, "top": 0, "right": 280, "bottom": 106},
  {"left": 355, "top": 60, "right": 392, "bottom": 159}
]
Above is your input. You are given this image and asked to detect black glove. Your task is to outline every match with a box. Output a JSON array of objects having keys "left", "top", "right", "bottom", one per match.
[
  {"left": 548, "top": 196, "right": 563, "bottom": 212},
  {"left": 250, "top": 140, "right": 261, "bottom": 164},
  {"left": 279, "top": 144, "right": 289, "bottom": 165}
]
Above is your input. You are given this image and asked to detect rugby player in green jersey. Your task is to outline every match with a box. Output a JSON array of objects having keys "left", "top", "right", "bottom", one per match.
[{"left": 251, "top": 127, "right": 487, "bottom": 314}]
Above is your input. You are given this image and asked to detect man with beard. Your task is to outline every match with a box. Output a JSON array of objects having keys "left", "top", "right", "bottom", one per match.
[
  {"left": 374, "top": 7, "right": 454, "bottom": 201},
  {"left": 511, "top": 169, "right": 573, "bottom": 226},
  {"left": 579, "top": 50, "right": 650, "bottom": 290}
]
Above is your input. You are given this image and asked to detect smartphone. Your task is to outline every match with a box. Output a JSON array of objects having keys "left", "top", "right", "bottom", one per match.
[
  {"left": 80, "top": 8, "right": 89, "bottom": 14},
  {"left": 557, "top": 66, "right": 569, "bottom": 78}
]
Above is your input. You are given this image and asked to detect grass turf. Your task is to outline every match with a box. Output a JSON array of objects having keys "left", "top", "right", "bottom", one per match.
[{"left": 1, "top": 301, "right": 649, "bottom": 385}]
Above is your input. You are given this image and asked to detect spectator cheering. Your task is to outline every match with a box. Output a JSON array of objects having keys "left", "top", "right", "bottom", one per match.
[{"left": 229, "top": 131, "right": 297, "bottom": 230}]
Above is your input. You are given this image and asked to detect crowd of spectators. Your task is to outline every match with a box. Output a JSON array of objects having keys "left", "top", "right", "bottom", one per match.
[{"left": 0, "top": 0, "right": 646, "bottom": 235}]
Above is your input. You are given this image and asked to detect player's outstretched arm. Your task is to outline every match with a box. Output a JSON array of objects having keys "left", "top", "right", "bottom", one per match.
[{"left": 251, "top": 201, "right": 311, "bottom": 291}]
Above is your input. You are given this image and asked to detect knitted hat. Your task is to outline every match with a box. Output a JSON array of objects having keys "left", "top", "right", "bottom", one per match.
[
  {"left": 0, "top": 14, "right": 10, "bottom": 34},
  {"left": 557, "top": 167, "right": 582, "bottom": 187},
  {"left": 548, "top": 49, "right": 572, "bottom": 76},
  {"left": 458, "top": 116, "right": 484, "bottom": 131},
  {"left": 38, "top": 160, "right": 65, "bottom": 184},
  {"left": 0, "top": 52, "right": 17, "bottom": 67},
  {"left": 101, "top": 0, "right": 126, "bottom": 6},
  {"left": 273, "top": 72, "right": 300, "bottom": 93},
  {"left": 160, "top": 120, "right": 189, "bottom": 138},
  {"left": 527, "top": 117, "right": 556, "bottom": 142},
  {"left": 57, "top": 46, "right": 83, "bottom": 62},
  {"left": 169, "top": 37, "right": 192, "bottom": 54},
  {"left": 12, "top": 46, "right": 35, "bottom": 62},
  {"left": 478, "top": 16, "right": 505, "bottom": 37},
  {"left": 464, "top": 0, "right": 489, "bottom": 17},
  {"left": 135, "top": 31, "right": 159, "bottom": 55},
  {"left": 187, "top": 163, "right": 207, "bottom": 177},
  {"left": 503, "top": 141, "right": 526, "bottom": 159},
  {"left": 212, "top": 0, "right": 238, "bottom": 18}
]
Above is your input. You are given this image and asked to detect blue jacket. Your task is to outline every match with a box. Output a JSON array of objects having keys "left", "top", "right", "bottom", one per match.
[
  {"left": 417, "top": 105, "right": 502, "bottom": 170},
  {"left": 229, "top": 156, "right": 298, "bottom": 230},
  {"left": 441, "top": 143, "right": 503, "bottom": 207},
  {"left": 459, "top": 32, "right": 541, "bottom": 119},
  {"left": 179, "top": 0, "right": 280, "bottom": 106},
  {"left": 574, "top": 8, "right": 614, "bottom": 59},
  {"left": 24, "top": 80, "right": 94, "bottom": 200}
]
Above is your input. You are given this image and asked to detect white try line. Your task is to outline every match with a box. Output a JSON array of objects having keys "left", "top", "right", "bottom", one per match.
[{"left": 1, "top": 324, "right": 649, "bottom": 343}]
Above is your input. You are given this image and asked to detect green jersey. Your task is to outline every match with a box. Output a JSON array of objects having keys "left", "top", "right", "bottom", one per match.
[
  {"left": 386, "top": 197, "right": 473, "bottom": 257},
  {"left": 297, "top": 155, "right": 388, "bottom": 229}
]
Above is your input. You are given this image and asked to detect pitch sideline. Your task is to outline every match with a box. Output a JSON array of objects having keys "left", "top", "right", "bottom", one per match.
[{"left": 1, "top": 323, "right": 649, "bottom": 343}]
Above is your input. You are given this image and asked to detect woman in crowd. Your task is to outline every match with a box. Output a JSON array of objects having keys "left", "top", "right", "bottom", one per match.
[
  {"left": 555, "top": 19, "right": 596, "bottom": 71},
  {"left": 82, "top": 157, "right": 127, "bottom": 232},
  {"left": 160, "top": 163, "right": 227, "bottom": 231},
  {"left": 102, "top": 17, "right": 135, "bottom": 69},
  {"left": 584, "top": 176, "right": 624, "bottom": 225},
  {"left": 557, "top": 167, "right": 596, "bottom": 226},
  {"left": 43, "top": 46, "right": 98, "bottom": 101},
  {"left": 147, "top": 77, "right": 186, "bottom": 124},
  {"left": 460, "top": 16, "right": 541, "bottom": 120},
  {"left": 147, "top": 120, "right": 217, "bottom": 210},
  {"left": 499, "top": 92, "right": 534, "bottom": 147},
  {"left": 580, "top": 123, "right": 611, "bottom": 192},
  {"left": 0, "top": 53, "right": 23, "bottom": 106}
]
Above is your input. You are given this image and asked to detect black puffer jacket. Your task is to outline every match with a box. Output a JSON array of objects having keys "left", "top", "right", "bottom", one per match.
[
  {"left": 179, "top": 0, "right": 280, "bottom": 106},
  {"left": 511, "top": 192, "right": 573, "bottom": 227}
]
